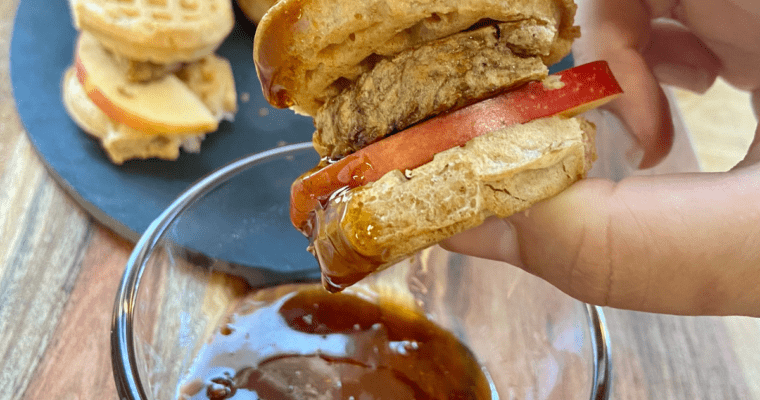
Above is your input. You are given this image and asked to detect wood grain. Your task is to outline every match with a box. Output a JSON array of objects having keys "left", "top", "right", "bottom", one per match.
[
  {"left": 605, "top": 310, "right": 754, "bottom": 399},
  {"left": 21, "top": 228, "right": 130, "bottom": 400},
  {"left": 0, "top": 101, "right": 94, "bottom": 399},
  {"left": 1, "top": 0, "right": 759, "bottom": 398},
  {"left": 1, "top": 2, "right": 125, "bottom": 399}
]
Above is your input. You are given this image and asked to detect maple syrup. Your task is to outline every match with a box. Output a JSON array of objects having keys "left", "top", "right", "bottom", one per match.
[{"left": 178, "top": 284, "right": 493, "bottom": 400}]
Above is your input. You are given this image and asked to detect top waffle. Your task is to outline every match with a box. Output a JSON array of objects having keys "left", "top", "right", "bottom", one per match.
[{"left": 70, "top": 0, "right": 235, "bottom": 64}]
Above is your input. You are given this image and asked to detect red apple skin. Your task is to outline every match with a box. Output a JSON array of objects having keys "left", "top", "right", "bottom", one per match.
[
  {"left": 73, "top": 34, "right": 218, "bottom": 135},
  {"left": 75, "top": 57, "right": 218, "bottom": 135},
  {"left": 75, "top": 56, "right": 166, "bottom": 135},
  {"left": 290, "top": 61, "right": 623, "bottom": 230},
  {"left": 74, "top": 57, "right": 149, "bottom": 134}
]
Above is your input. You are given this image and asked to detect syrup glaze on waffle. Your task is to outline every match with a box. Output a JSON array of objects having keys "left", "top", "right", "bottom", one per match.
[{"left": 70, "top": 0, "right": 235, "bottom": 63}]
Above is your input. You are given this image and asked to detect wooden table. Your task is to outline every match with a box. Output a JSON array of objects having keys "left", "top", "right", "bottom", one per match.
[{"left": 2, "top": 0, "right": 758, "bottom": 398}]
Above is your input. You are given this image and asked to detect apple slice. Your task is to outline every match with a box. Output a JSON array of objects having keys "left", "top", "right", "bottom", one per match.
[
  {"left": 290, "top": 61, "right": 623, "bottom": 230},
  {"left": 74, "top": 32, "right": 217, "bottom": 135}
]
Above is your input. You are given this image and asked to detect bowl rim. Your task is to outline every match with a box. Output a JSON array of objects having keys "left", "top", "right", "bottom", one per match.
[{"left": 110, "top": 142, "right": 612, "bottom": 400}]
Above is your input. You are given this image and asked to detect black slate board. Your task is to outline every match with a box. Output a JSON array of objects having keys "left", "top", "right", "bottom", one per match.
[{"left": 11, "top": 0, "right": 317, "bottom": 239}]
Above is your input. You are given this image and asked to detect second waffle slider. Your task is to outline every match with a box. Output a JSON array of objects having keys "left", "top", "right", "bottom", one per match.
[{"left": 62, "top": 0, "right": 239, "bottom": 164}]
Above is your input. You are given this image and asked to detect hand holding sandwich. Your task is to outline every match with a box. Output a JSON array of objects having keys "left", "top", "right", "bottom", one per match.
[
  {"left": 444, "top": 0, "right": 760, "bottom": 317},
  {"left": 254, "top": 0, "right": 634, "bottom": 292}
]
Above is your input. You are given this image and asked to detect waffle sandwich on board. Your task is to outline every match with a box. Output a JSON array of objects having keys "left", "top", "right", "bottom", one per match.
[{"left": 62, "top": 0, "right": 238, "bottom": 164}]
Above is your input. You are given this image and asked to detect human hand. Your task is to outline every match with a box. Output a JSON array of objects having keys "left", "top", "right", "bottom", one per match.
[{"left": 442, "top": 0, "right": 760, "bottom": 317}]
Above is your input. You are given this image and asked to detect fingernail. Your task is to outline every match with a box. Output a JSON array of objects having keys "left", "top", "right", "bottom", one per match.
[
  {"left": 497, "top": 218, "right": 524, "bottom": 268},
  {"left": 626, "top": 142, "right": 645, "bottom": 169},
  {"left": 597, "top": 108, "right": 646, "bottom": 171}
]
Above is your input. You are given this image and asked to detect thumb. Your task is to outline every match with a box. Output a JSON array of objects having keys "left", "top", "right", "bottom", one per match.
[
  {"left": 506, "top": 179, "right": 615, "bottom": 306},
  {"left": 507, "top": 172, "right": 760, "bottom": 317},
  {"left": 439, "top": 180, "right": 615, "bottom": 305},
  {"left": 441, "top": 216, "right": 524, "bottom": 267},
  {"left": 445, "top": 169, "right": 760, "bottom": 317}
]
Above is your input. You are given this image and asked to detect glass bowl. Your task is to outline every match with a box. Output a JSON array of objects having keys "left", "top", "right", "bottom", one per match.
[{"left": 111, "top": 143, "right": 612, "bottom": 400}]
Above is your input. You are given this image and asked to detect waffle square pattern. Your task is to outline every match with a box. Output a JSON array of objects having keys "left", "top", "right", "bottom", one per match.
[{"left": 70, "top": 0, "right": 235, "bottom": 63}]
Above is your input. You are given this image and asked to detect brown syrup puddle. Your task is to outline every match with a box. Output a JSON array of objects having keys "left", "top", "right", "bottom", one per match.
[{"left": 178, "top": 284, "right": 494, "bottom": 400}]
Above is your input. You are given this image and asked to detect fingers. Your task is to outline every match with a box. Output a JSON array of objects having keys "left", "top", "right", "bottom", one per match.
[
  {"left": 506, "top": 171, "right": 760, "bottom": 317},
  {"left": 573, "top": 0, "right": 673, "bottom": 169},
  {"left": 643, "top": 19, "right": 721, "bottom": 94},
  {"left": 600, "top": 49, "right": 675, "bottom": 169},
  {"left": 443, "top": 0, "right": 760, "bottom": 317},
  {"left": 573, "top": 0, "right": 721, "bottom": 169}
]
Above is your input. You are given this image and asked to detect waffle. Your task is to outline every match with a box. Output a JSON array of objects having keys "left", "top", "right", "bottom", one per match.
[
  {"left": 70, "top": 0, "right": 235, "bottom": 63},
  {"left": 175, "top": 54, "right": 238, "bottom": 122}
]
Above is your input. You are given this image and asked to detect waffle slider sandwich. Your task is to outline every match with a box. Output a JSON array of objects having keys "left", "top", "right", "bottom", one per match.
[
  {"left": 62, "top": 0, "right": 238, "bottom": 164},
  {"left": 253, "top": 0, "right": 623, "bottom": 291}
]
